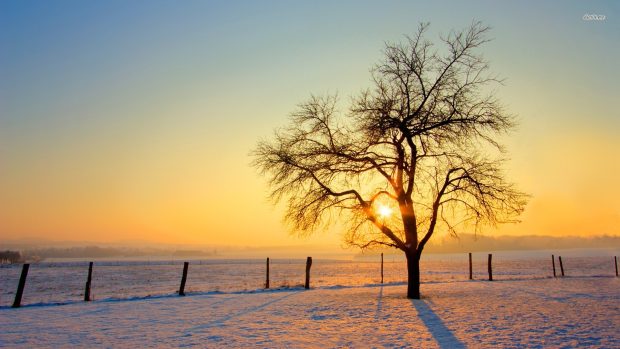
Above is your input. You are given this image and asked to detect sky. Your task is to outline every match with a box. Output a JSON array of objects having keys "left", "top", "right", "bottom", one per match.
[{"left": 1, "top": 1, "right": 619, "bottom": 249}]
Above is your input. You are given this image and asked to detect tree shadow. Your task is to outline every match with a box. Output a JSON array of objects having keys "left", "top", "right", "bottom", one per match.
[{"left": 411, "top": 299, "right": 465, "bottom": 349}]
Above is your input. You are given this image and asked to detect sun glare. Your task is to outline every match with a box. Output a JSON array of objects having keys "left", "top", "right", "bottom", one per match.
[{"left": 377, "top": 205, "right": 392, "bottom": 218}]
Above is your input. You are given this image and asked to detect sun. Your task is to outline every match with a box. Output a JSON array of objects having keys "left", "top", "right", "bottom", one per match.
[{"left": 377, "top": 204, "right": 392, "bottom": 218}]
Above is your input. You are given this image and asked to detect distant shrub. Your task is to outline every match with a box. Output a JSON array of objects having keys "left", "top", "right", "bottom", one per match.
[{"left": 0, "top": 250, "right": 23, "bottom": 264}]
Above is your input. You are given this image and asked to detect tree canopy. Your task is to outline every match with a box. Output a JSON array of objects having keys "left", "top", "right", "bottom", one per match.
[{"left": 253, "top": 21, "right": 527, "bottom": 262}]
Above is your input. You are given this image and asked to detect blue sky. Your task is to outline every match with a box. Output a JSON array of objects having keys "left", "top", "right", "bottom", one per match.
[{"left": 1, "top": 1, "right": 618, "bottom": 246}]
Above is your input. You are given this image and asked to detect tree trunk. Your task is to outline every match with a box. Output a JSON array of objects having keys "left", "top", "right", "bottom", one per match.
[{"left": 406, "top": 251, "right": 421, "bottom": 299}]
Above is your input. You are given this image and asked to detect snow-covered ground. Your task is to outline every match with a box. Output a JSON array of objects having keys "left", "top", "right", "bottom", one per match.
[
  {"left": 2, "top": 252, "right": 617, "bottom": 307},
  {"left": 1, "top": 276, "right": 618, "bottom": 348}
]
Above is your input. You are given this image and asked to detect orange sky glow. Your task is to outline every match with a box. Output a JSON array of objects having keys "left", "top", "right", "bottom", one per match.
[{"left": 1, "top": 1, "right": 618, "bottom": 249}]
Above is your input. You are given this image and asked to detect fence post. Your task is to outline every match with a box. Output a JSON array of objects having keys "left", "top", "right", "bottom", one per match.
[
  {"left": 558, "top": 256, "right": 564, "bottom": 277},
  {"left": 380, "top": 253, "right": 384, "bottom": 284},
  {"left": 305, "top": 257, "right": 312, "bottom": 289},
  {"left": 266, "top": 257, "right": 270, "bottom": 289},
  {"left": 179, "top": 262, "right": 189, "bottom": 296},
  {"left": 469, "top": 252, "right": 473, "bottom": 280},
  {"left": 84, "top": 262, "right": 93, "bottom": 301},
  {"left": 487, "top": 254, "right": 493, "bottom": 281},
  {"left": 615, "top": 256, "right": 618, "bottom": 277},
  {"left": 12, "top": 263, "right": 30, "bottom": 308},
  {"left": 552, "top": 254, "right": 556, "bottom": 278}
]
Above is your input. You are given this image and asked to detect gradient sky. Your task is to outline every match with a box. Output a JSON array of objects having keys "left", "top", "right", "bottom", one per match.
[{"left": 1, "top": 1, "right": 618, "bottom": 248}]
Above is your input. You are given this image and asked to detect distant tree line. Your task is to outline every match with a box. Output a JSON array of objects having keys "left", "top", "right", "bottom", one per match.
[
  {"left": 27, "top": 246, "right": 127, "bottom": 259},
  {"left": 18, "top": 246, "right": 217, "bottom": 259},
  {"left": 422, "top": 234, "right": 620, "bottom": 253},
  {"left": 0, "top": 250, "right": 24, "bottom": 263}
]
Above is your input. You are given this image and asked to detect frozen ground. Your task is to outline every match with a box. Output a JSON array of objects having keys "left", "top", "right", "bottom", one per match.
[
  {"left": 1, "top": 276, "right": 618, "bottom": 348},
  {"left": 2, "top": 253, "right": 617, "bottom": 307}
]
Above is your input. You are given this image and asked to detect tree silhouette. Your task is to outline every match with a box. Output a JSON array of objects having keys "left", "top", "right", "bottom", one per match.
[
  {"left": 253, "top": 22, "right": 527, "bottom": 299},
  {"left": 0, "top": 250, "right": 23, "bottom": 263}
]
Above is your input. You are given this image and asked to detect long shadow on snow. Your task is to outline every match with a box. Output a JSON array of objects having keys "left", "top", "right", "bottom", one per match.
[
  {"left": 411, "top": 299, "right": 465, "bottom": 349},
  {"left": 374, "top": 286, "right": 384, "bottom": 321},
  {"left": 0, "top": 287, "right": 302, "bottom": 310},
  {"left": 183, "top": 290, "right": 298, "bottom": 334}
]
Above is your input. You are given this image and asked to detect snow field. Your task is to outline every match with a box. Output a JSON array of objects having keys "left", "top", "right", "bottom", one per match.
[{"left": 1, "top": 276, "right": 618, "bottom": 348}]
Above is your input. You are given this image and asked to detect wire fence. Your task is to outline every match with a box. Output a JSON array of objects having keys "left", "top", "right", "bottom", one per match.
[{"left": 1, "top": 254, "right": 618, "bottom": 308}]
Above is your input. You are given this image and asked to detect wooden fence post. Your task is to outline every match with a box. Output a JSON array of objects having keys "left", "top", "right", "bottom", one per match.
[
  {"left": 615, "top": 256, "right": 618, "bottom": 277},
  {"left": 266, "top": 257, "right": 270, "bottom": 289},
  {"left": 487, "top": 254, "right": 493, "bottom": 281},
  {"left": 469, "top": 253, "right": 473, "bottom": 280},
  {"left": 552, "top": 254, "right": 556, "bottom": 278},
  {"left": 558, "top": 256, "right": 564, "bottom": 277},
  {"left": 84, "top": 262, "right": 93, "bottom": 301},
  {"left": 179, "top": 262, "right": 189, "bottom": 296},
  {"left": 380, "top": 253, "right": 384, "bottom": 284},
  {"left": 12, "top": 263, "right": 30, "bottom": 308},
  {"left": 305, "top": 257, "right": 312, "bottom": 289}
]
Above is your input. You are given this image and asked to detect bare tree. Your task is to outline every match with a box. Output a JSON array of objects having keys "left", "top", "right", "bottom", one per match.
[{"left": 252, "top": 22, "right": 527, "bottom": 299}]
